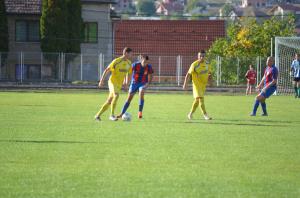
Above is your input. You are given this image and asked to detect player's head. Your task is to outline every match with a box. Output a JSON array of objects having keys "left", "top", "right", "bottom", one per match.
[
  {"left": 140, "top": 54, "right": 149, "bottom": 66},
  {"left": 266, "top": 56, "right": 274, "bottom": 67},
  {"left": 249, "top": 64, "right": 253, "bottom": 70},
  {"left": 295, "top": 53, "right": 299, "bottom": 60},
  {"left": 123, "top": 47, "right": 132, "bottom": 59},
  {"left": 198, "top": 50, "right": 206, "bottom": 62}
]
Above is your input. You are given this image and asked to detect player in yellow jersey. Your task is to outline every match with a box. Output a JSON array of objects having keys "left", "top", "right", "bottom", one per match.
[
  {"left": 183, "top": 50, "right": 212, "bottom": 120},
  {"left": 95, "top": 47, "right": 133, "bottom": 121}
]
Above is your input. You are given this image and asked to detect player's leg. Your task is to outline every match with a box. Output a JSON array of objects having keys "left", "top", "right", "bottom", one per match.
[
  {"left": 246, "top": 83, "right": 250, "bottom": 95},
  {"left": 199, "top": 97, "right": 212, "bottom": 120},
  {"left": 297, "top": 80, "right": 300, "bottom": 98},
  {"left": 293, "top": 80, "right": 298, "bottom": 98},
  {"left": 118, "top": 93, "right": 135, "bottom": 118},
  {"left": 251, "top": 94, "right": 263, "bottom": 116},
  {"left": 249, "top": 84, "right": 253, "bottom": 95},
  {"left": 110, "top": 92, "right": 119, "bottom": 121},
  {"left": 188, "top": 86, "right": 200, "bottom": 120},
  {"left": 138, "top": 86, "right": 145, "bottom": 119},
  {"left": 95, "top": 93, "right": 113, "bottom": 121}
]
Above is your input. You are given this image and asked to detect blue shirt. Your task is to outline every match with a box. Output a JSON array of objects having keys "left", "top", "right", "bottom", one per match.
[
  {"left": 291, "top": 59, "right": 300, "bottom": 78},
  {"left": 264, "top": 65, "right": 278, "bottom": 88},
  {"left": 131, "top": 62, "right": 153, "bottom": 84}
]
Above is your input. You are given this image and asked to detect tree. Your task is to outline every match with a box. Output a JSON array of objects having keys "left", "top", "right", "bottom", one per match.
[
  {"left": 209, "top": 16, "right": 296, "bottom": 58},
  {"left": 136, "top": 0, "right": 156, "bottom": 16},
  {"left": 220, "top": 3, "right": 234, "bottom": 18},
  {"left": 40, "top": 0, "right": 69, "bottom": 53},
  {"left": 66, "top": 0, "right": 83, "bottom": 53},
  {"left": 0, "top": 0, "right": 8, "bottom": 52}
]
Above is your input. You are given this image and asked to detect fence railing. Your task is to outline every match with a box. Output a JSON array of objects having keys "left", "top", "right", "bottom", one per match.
[{"left": 0, "top": 52, "right": 273, "bottom": 87}]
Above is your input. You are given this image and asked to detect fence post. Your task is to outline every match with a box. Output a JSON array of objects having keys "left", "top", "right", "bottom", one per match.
[
  {"left": 80, "top": 54, "right": 83, "bottom": 81},
  {"left": 20, "top": 52, "right": 23, "bottom": 83},
  {"left": 0, "top": 52, "right": 2, "bottom": 80},
  {"left": 158, "top": 56, "right": 161, "bottom": 83},
  {"left": 60, "top": 53, "right": 63, "bottom": 83},
  {"left": 40, "top": 52, "right": 43, "bottom": 81},
  {"left": 176, "top": 55, "right": 180, "bottom": 86},
  {"left": 237, "top": 58, "right": 240, "bottom": 84}
]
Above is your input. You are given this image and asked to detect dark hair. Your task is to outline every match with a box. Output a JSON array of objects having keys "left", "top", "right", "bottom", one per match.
[
  {"left": 123, "top": 47, "right": 132, "bottom": 55},
  {"left": 140, "top": 54, "right": 149, "bottom": 60},
  {"left": 200, "top": 50, "right": 206, "bottom": 54}
]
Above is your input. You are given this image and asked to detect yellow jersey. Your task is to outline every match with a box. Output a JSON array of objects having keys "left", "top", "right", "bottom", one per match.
[
  {"left": 108, "top": 57, "right": 132, "bottom": 87},
  {"left": 188, "top": 60, "right": 211, "bottom": 88}
]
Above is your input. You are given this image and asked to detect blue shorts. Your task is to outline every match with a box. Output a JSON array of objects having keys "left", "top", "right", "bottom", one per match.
[
  {"left": 260, "top": 86, "right": 276, "bottom": 98},
  {"left": 129, "top": 83, "right": 146, "bottom": 94}
]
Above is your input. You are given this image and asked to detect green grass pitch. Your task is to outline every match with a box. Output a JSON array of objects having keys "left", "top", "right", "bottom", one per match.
[{"left": 0, "top": 90, "right": 299, "bottom": 197}]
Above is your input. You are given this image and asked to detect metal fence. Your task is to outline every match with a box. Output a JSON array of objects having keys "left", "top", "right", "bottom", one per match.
[{"left": 0, "top": 52, "right": 268, "bottom": 87}]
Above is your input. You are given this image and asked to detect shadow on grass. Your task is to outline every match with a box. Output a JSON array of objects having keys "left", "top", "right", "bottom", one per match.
[
  {"left": 183, "top": 120, "right": 287, "bottom": 127},
  {"left": 0, "top": 139, "right": 98, "bottom": 144}
]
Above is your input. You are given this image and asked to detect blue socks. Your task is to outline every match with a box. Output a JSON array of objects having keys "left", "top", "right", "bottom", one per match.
[
  {"left": 121, "top": 102, "right": 130, "bottom": 115},
  {"left": 261, "top": 102, "right": 267, "bottom": 115},
  {"left": 139, "top": 99, "right": 144, "bottom": 112},
  {"left": 252, "top": 100, "right": 260, "bottom": 115},
  {"left": 252, "top": 100, "right": 268, "bottom": 115}
]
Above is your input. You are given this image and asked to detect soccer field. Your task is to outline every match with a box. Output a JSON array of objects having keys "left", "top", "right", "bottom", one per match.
[{"left": 0, "top": 90, "right": 299, "bottom": 197}]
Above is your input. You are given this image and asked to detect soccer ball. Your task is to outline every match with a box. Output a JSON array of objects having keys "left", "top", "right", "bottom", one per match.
[{"left": 122, "top": 112, "right": 131, "bottom": 121}]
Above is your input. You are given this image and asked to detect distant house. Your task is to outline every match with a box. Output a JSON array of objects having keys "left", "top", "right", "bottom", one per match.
[
  {"left": 3, "top": 0, "right": 116, "bottom": 81},
  {"left": 113, "top": 0, "right": 135, "bottom": 12},
  {"left": 268, "top": 4, "right": 300, "bottom": 17},
  {"left": 220, "top": 6, "right": 270, "bottom": 22},
  {"left": 241, "top": 0, "right": 270, "bottom": 8},
  {"left": 156, "top": 0, "right": 184, "bottom": 15}
]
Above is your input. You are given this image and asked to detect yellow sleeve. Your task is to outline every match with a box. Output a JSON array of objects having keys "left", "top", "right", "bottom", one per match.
[
  {"left": 188, "top": 63, "right": 195, "bottom": 75},
  {"left": 108, "top": 58, "right": 119, "bottom": 72},
  {"left": 128, "top": 61, "right": 133, "bottom": 75}
]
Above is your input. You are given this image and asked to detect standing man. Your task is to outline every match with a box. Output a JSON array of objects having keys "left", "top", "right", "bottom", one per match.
[
  {"left": 183, "top": 50, "right": 212, "bottom": 120},
  {"left": 117, "top": 55, "right": 153, "bottom": 119},
  {"left": 250, "top": 56, "right": 278, "bottom": 116},
  {"left": 245, "top": 65, "right": 257, "bottom": 95},
  {"left": 291, "top": 53, "right": 300, "bottom": 98},
  {"left": 95, "top": 47, "right": 132, "bottom": 121}
]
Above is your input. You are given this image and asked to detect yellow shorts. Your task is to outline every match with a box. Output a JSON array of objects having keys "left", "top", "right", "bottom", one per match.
[
  {"left": 193, "top": 84, "right": 207, "bottom": 98},
  {"left": 108, "top": 81, "right": 121, "bottom": 97}
]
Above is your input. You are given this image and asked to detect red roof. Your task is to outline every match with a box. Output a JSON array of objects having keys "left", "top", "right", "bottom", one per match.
[{"left": 113, "top": 20, "right": 226, "bottom": 56}]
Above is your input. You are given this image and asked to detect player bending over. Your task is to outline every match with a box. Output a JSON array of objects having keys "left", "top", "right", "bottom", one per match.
[
  {"left": 290, "top": 53, "right": 300, "bottom": 98},
  {"left": 183, "top": 50, "right": 212, "bottom": 120},
  {"left": 117, "top": 54, "right": 153, "bottom": 119},
  {"left": 95, "top": 47, "right": 132, "bottom": 121},
  {"left": 250, "top": 56, "right": 278, "bottom": 116}
]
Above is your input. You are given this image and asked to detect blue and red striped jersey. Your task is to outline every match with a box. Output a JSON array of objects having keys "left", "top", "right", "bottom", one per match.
[
  {"left": 131, "top": 62, "right": 154, "bottom": 84},
  {"left": 264, "top": 65, "right": 278, "bottom": 87}
]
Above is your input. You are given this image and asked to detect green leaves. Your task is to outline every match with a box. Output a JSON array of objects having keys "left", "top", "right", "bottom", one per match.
[
  {"left": 0, "top": 0, "right": 8, "bottom": 52},
  {"left": 40, "top": 0, "right": 83, "bottom": 53},
  {"left": 209, "top": 15, "right": 296, "bottom": 58}
]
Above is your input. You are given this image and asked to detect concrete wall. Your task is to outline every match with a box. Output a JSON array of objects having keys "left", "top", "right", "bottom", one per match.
[{"left": 81, "top": 3, "right": 113, "bottom": 66}]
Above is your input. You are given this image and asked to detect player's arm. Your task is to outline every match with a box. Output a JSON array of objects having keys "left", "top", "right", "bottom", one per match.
[
  {"left": 256, "top": 75, "right": 265, "bottom": 90},
  {"left": 98, "top": 66, "right": 111, "bottom": 88},
  {"left": 144, "top": 74, "right": 153, "bottom": 89},
  {"left": 123, "top": 73, "right": 131, "bottom": 89},
  {"left": 183, "top": 72, "right": 191, "bottom": 90}
]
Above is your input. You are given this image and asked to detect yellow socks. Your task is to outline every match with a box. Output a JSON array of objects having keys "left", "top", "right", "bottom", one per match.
[
  {"left": 199, "top": 97, "right": 207, "bottom": 115},
  {"left": 96, "top": 102, "right": 110, "bottom": 117},
  {"left": 111, "top": 95, "right": 119, "bottom": 116},
  {"left": 190, "top": 99, "right": 199, "bottom": 114}
]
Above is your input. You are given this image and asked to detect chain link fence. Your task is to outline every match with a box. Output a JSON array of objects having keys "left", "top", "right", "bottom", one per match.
[{"left": 0, "top": 52, "right": 270, "bottom": 88}]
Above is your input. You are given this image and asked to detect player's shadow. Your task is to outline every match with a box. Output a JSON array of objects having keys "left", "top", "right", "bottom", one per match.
[
  {"left": 184, "top": 120, "right": 287, "bottom": 127},
  {"left": 0, "top": 139, "right": 98, "bottom": 144},
  {"left": 217, "top": 118, "right": 299, "bottom": 124}
]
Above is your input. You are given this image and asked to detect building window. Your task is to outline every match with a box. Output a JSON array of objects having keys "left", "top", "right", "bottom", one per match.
[
  {"left": 15, "top": 20, "right": 40, "bottom": 42},
  {"left": 83, "top": 22, "right": 98, "bottom": 43}
]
